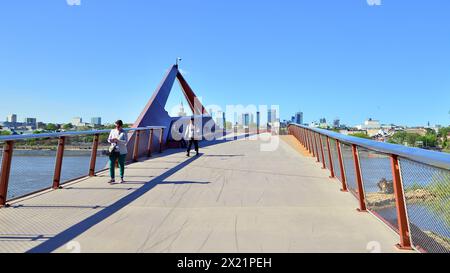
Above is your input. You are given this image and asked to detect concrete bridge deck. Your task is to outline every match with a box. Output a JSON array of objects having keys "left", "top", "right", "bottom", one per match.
[{"left": 0, "top": 134, "right": 408, "bottom": 253}]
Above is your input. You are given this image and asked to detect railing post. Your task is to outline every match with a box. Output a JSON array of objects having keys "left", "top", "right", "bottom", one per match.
[
  {"left": 305, "top": 129, "right": 311, "bottom": 153},
  {"left": 89, "top": 134, "right": 99, "bottom": 177},
  {"left": 313, "top": 132, "right": 320, "bottom": 163},
  {"left": 336, "top": 140, "right": 348, "bottom": 192},
  {"left": 308, "top": 130, "right": 313, "bottom": 154},
  {"left": 223, "top": 112, "right": 227, "bottom": 137},
  {"left": 326, "top": 137, "right": 335, "bottom": 178},
  {"left": 319, "top": 134, "right": 326, "bottom": 169},
  {"left": 352, "top": 144, "right": 367, "bottom": 212},
  {"left": 159, "top": 128, "right": 164, "bottom": 153},
  {"left": 302, "top": 128, "right": 306, "bottom": 147},
  {"left": 52, "top": 136, "right": 66, "bottom": 189},
  {"left": 0, "top": 141, "right": 14, "bottom": 207},
  {"left": 298, "top": 128, "right": 302, "bottom": 145},
  {"left": 309, "top": 130, "right": 316, "bottom": 157},
  {"left": 300, "top": 128, "right": 304, "bottom": 146},
  {"left": 133, "top": 130, "right": 141, "bottom": 162},
  {"left": 390, "top": 154, "right": 413, "bottom": 250},
  {"left": 147, "top": 129, "right": 154, "bottom": 157}
]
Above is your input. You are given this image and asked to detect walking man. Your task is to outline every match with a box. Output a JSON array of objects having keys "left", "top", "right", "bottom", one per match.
[{"left": 186, "top": 117, "right": 200, "bottom": 157}]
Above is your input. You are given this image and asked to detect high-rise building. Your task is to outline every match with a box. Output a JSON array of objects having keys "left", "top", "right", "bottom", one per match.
[
  {"left": 333, "top": 118, "right": 340, "bottom": 128},
  {"left": 268, "top": 109, "right": 277, "bottom": 123},
  {"left": 240, "top": 113, "right": 254, "bottom": 126},
  {"left": 24, "top": 117, "right": 37, "bottom": 124},
  {"left": 6, "top": 114, "right": 17, "bottom": 123},
  {"left": 177, "top": 102, "right": 187, "bottom": 117},
  {"left": 216, "top": 111, "right": 225, "bottom": 128},
  {"left": 24, "top": 118, "right": 37, "bottom": 129},
  {"left": 243, "top": 113, "right": 250, "bottom": 127},
  {"left": 295, "top": 112, "right": 303, "bottom": 125},
  {"left": 72, "top": 117, "right": 83, "bottom": 126},
  {"left": 91, "top": 117, "right": 102, "bottom": 126}
]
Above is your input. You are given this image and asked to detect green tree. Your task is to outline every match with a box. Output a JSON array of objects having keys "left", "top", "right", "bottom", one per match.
[
  {"left": 421, "top": 133, "right": 437, "bottom": 147},
  {"left": 62, "top": 123, "right": 73, "bottom": 130},
  {"left": 0, "top": 130, "right": 11, "bottom": 136},
  {"left": 45, "top": 123, "right": 58, "bottom": 131},
  {"left": 349, "top": 132, "right": 371, "bottom": 139}
]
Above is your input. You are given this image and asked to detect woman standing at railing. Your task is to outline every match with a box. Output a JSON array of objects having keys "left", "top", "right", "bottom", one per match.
[{"left": 108, "top": 120, "right": 128, "bottom": 183}]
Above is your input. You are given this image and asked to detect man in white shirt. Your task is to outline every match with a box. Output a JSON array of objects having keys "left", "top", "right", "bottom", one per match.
[{"left": 186, "top": 117, "right": 200, "bottom": 157}]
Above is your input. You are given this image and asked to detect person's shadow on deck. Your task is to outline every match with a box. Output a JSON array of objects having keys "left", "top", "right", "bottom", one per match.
[{"left": 27, "top": 154, "right": 205, "bottom": 253}]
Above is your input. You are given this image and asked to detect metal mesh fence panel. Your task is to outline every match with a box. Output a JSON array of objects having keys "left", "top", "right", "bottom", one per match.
[
  {"left": 96, "top": 133, "right": 110, "bottom": 172},
  {"left": 139, "top": 130, "right": 151, "bottom": 158},
  {"left": 6, "top": 138, "right": 59, "bottom": 200},
  {"left": 60, "top": 135, "right": 94, "bottom": 185},
  {"left": 358, "top": 148, "right": 399, "bottom": 232},
  {"left": 321, "top": 135, "right": 330, "bottom": 170},
  {"left": 317, "top": 135, "right": 324, "bottom": 164},
  {"left": 329, "top": 138, "right": 341, "bottom": 182},
  {"left": 398, "top": 158, "right": 450, "bottom": 253},
  {"left": 341, "top": 143, "right": 358, "bottom": 196},
  {"left": 126, "top": 132, "right": 137, "bottom": 162}
]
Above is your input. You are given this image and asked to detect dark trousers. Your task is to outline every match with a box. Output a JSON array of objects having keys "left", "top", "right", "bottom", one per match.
[{"left": 187, "top": 138, "right": 199, "bottom": 155}]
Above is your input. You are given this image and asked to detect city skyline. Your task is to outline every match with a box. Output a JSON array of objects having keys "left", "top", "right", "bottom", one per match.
[
  {"left": 1, "top": 110, "right": 448, "bottom": 129},
  {"left": 1, "top": 1, "right": 449, "bottom": 127}
]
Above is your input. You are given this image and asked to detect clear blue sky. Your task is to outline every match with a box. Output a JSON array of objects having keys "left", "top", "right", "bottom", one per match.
[{"left": 1, "top": 0, "right": 449, "bottom": 127}]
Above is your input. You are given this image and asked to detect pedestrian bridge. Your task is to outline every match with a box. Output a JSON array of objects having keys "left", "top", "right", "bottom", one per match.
[
  {"left": 0, "top": 65, "right": 449, "bottom": 253},
  {"left": 0, "top": 131, "right": 432, "bottom": 253}
]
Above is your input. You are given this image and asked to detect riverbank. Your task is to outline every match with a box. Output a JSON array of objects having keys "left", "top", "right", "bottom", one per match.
[{"left": 366, "top": 189, "right": 437, "bottom": 209}]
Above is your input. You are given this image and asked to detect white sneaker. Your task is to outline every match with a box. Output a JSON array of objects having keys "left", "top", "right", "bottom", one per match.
[
  {"left": 109, "top": 179, "right": 115, "bottom": 184},
  {"left": 120, "top": 178, "right": 125, "bottom": 184}
]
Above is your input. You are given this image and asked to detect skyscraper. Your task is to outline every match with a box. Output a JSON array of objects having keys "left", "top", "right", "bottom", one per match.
[
  {"left": 91, "top": 117, "right": 102, "bottom": 126},
  {"left": 295, "top": 112, "right": 303, "bottom": 125},
  {"left": 72, "top": 117, "right": 83, "bottom": 126},
  {"left": 6, "top": 114, "right": 17, "bottom": 123},
  {"left": 268, "top": 109, "right": 277, "bottom": 123},
  {"left": 333, "top": 118, "right": 340, "bottom": 129},
  {"left": 177, "top": 102, "right": 187, "bottom": 117}
]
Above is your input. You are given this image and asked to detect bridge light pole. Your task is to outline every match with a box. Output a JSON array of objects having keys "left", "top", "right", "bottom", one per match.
[{"left": 176, "top": 57, "right": 182, "bottom": 67}]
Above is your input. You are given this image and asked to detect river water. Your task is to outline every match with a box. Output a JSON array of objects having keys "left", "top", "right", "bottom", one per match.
[{"left": 5, "top": 153, "right": 109, "bottom": 200}]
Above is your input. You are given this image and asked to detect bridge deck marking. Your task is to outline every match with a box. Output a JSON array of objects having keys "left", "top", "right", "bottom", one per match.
[{"left": 0, "top": 134, "right": 411, "bottom": 253}]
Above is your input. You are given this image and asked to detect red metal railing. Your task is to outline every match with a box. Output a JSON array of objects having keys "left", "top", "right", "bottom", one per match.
[
  {"left": 0, "top": 126, "right": 165, "bottom": 207},
  {"left": 288, "top": 124, "right": 450, "bottom": 253}
]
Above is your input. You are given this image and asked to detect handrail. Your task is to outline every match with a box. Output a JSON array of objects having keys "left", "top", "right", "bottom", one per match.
[
  {"left": 287, "top": 123, "right": 450, "bottom": 170},
  {"left": 0, "top": 126, "right": 165, "bottom": 142},
  {"left": 287, "top": 122, "right": 450, "bottom": 251},
  {"left": 0, "top": 125, "right": 167, "bottom": 206}
]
